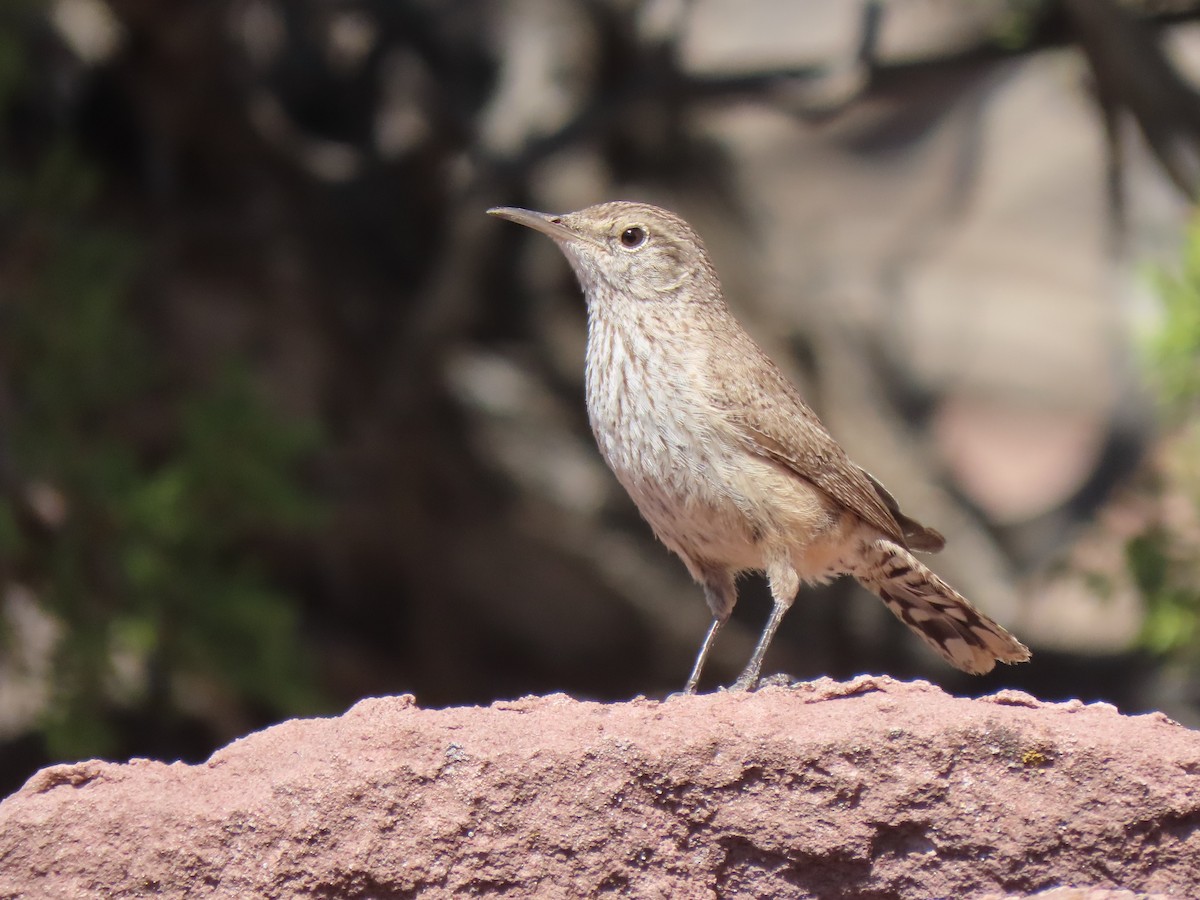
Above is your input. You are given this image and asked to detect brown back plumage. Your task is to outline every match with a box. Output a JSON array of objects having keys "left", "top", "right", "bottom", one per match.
[{"left": 712, "top": 328, "right": 943, "bottom": 552}]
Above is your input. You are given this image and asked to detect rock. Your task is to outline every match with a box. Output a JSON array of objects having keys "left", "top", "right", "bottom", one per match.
[{"left": 1, "top": 676, "right": 1197, "bottom": 898}]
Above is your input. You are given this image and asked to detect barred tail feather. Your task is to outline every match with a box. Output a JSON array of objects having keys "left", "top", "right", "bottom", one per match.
[{"left": 854, "top": 539, "right": 1031, "bottom": 675}]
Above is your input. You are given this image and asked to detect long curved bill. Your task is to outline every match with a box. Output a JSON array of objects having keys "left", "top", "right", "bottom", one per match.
[{"left": 487, "top": 207, "right": 584, "bottom": 244}]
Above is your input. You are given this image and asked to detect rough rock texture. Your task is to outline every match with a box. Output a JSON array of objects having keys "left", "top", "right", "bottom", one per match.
[{"left": 1, "top": 676, "right": 1197, "bottom": 899}]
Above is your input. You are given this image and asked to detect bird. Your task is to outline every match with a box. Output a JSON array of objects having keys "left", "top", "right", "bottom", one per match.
[{"left": 487, "top": 200, "right": 1030, "bottom": 692}]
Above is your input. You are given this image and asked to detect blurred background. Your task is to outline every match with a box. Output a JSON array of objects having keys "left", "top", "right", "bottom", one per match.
[{"left": 3, "top": 0, "right": 1200, "bottom": 793}]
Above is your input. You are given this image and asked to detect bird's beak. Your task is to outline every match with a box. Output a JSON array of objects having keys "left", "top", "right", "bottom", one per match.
[{"left": 487, "top": 207, "right": 595, "bottom": 246}]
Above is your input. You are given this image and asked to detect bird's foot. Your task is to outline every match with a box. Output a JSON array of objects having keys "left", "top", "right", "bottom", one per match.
[
  {"left": 757, "top": 672, "right": 793, "bottom": 688},
  {"left": 728, "top": 674, "right": 759, "bottom": 692},
  {"left": 728, "top": 672, "right": 792, "bottom": 692}
]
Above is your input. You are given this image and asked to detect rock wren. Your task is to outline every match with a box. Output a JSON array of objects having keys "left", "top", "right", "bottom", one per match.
[{"left": 488, "top": 201, "right": 1030, "bottom": 691}]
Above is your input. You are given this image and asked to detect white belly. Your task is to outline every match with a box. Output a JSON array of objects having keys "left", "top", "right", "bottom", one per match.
[
  {"left": 584, "top": 312, "right": 853, "bottom": 580},
  {"left": 584, "top": 317, "right": 769, "bottom": 571}
]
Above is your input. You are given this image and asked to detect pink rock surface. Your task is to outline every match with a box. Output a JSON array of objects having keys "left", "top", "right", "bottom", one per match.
[{"left": 1, "top": 676, "right": 1197, "bottom": 898}]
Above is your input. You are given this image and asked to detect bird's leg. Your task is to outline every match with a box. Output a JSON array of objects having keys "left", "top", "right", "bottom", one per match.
[
  {"left": 733, "top": 561, "right": 799, "bottom": 691},
  {"left": 684, "top": 568, "right": 737, "bottom": 693},
  {"left": 684, "top": 616, "right": 725, "bottom": 694}
]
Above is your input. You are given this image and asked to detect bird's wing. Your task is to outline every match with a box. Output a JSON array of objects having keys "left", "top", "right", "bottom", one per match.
[
  {"left": 860, "top": 469, "right": 945, "bottom": 552},
  {"left": 712, "top": 337, "right": 941, "bottom": 550}
]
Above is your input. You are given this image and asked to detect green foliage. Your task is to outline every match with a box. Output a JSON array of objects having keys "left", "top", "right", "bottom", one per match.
[
  {"left": 1149, "top": 218, "right": 1200, "bottom": 417},
  {"left": 1133, "top": 217, "right": 1200, "bottom": 663},
  {"left": 0, "top": 93, "right": 325, "bottom": 758},
  {"left": 1129, "top": 528, "right": 1200, "bottom": 656}
]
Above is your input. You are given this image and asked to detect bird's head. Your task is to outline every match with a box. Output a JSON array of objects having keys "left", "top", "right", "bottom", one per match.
[{"left": 488, "top": 201, "right": 721, "bottom": 308}]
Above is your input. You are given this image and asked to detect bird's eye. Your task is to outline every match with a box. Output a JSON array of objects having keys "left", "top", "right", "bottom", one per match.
[{"left": 619, "top": 226, "right": 647, "bottom": 249}]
